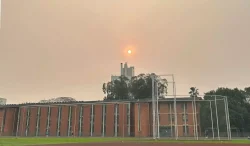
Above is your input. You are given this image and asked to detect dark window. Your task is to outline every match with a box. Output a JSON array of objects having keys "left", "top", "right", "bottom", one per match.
[
  {"left": 168, "top": 114, "right": 175, "bottom": 122},
  {"left": 182, "top": 114, "right": 188, "bottom": 122},
  {"left": 46, "top": 107, "right": 51, "bottom": 136},
  {"left": 138, "top": 104, "right": 141, "bottom": 131},
  {"left": 117, "top": 125, "right": 119, "bottom": 136},
  {"left": 168, "top": 103, "right": 174, "bottom": 113},
  {"left": 93, "top": 105, "right": 95, "bottom": 115},
  {"left": 117, "top": 104, "right": 119, "bottom": 114},
  {"left": 90, "top": 105, "right": 94, "bottom": 135},
  {"left": 67, "top": 106, "right": 72, "bottom": 136},
  {"left": 78, "top": 106, "right": 83, "bottom": 136},
  {"left": 57, "top": 106, "right": 62, "bottom": 136},
  {"left": 101, "top": 104, "right": 106, "bottom": 136},
  {"left": 36, "top": 107, "right": 41, "bottom": 136},
  {"left": 182, "top": 102, "right": 187, "bottom": 111},
  {"left": 183, "top": 126, "right": 189, "bottom": 135}
]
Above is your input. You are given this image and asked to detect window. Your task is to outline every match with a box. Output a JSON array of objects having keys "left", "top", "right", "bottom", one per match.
[
  {"left": 168, "top": 103, "right": 174, "bottom": 113},
  {"left": 126, "top": 104, "right": 131, "bottom": 136},
  {"left": 182, "top": 114, "right": 188, "bottom": 122},
  {"left": 35, "top": 107, "right": 41, "bottom": 136},
  {"left": 117, "top": 104, "right": 119, "bottom": 114},
  {"left": 126, "top": 104, "right": 130, "bottom": 124},
  {"left": 183, "top": 126, "right": 189, "bottom": 136},
  {"left": 78, "top": 106, "right": 83, "bottom": 136},
  {"left": 168, "top": 114, "right": 175, "bottom": 122},
  {"left": 117, "top": 104, "right": 119, "bottom": 124},
  {"left": 93, "top": 105, "right": 95, "bottom": 123},
  {"left": 138, "top": 104, "right": 141, "bottom": 132},
  {"left": 25, "top": 108, "right": 31, "bottom": 136},
  {"left": 90, "top": 105, "right": 94, "bottom": 136},
  {"left": 101, "top": 104, "right": 106, "bottom": 136},
  {"left": 57, "top": 106, "right": 62, "bottom": 136},
  {"left": 117, "top": 114, "right": 120, "bottom": 124},
  {"left": 67, "top": 106, "right": 72, "bottom": 136},
  {"left": 182, "top": 102, "right": 187, "bottom": 111},
  {"left": 46, "top": 107, "right": 51, "bottom": 136},
  {"left": 117, "top": 124, "right": 119, "bottom": 136},
  {"left": 114, "top": 104, "right": 119, "bottom": 136}
]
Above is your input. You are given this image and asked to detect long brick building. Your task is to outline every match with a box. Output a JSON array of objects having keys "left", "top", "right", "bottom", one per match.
[{"left": 0, "top": 97, "right": 200, "bottom": 137}]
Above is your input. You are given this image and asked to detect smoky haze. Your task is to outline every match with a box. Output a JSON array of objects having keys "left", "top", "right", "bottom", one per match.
[{"left": 0, "top": 0, "right": 250, "bottom": 104}]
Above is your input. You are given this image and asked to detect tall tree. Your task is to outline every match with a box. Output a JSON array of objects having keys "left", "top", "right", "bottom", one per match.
[
  {"left": 103, "top": 76, "right": 129, "bottom": 100},
  {"left": 189, "top": 87, "right": 199, "bottom": 97},
  {"left": 102, "top": 73, "right": 168, "bottom": 100},
  {"left": 200, "top": 87, "right": 250, "bottom": 134}
]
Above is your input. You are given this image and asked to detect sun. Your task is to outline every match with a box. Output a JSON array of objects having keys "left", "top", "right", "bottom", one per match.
[{"left": 128, "top": 50, "right": 132, "bottom": 54}]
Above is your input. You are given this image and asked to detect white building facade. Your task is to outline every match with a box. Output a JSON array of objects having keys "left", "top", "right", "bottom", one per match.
[
  {"left": 111, "top": 62, "right": 135, "bottom": 81},
  {"left": 0, "top": 98, "right": 7, "bottom": 105}
]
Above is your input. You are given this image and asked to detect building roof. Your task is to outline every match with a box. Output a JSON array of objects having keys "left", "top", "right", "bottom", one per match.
[
  {"left": 0, "top": 97, "right": 202, "bottom": 108},
  {"left": 0, "top": 97, "right": 201, "bottom": 108}
]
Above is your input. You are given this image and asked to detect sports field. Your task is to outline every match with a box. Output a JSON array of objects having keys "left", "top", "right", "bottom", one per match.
[{"left": 0, "top": 137, "right": 249, "bottom": 146}]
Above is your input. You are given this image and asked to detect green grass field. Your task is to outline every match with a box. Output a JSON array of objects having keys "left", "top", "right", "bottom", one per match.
[{"left": 0, "top": 137, "right": 249, "bottom": 146}]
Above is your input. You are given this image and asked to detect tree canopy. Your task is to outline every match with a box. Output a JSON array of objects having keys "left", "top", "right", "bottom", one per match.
[
  {"left": 102, "top": 73, "right": 250, "bottom": 134},
  {"left": 102, "top": 73, "right": 168, "bottom": 100},
  {"left": 189, "top": 87, "right": 199, "bottom": 97},
  {"left": 199, "top": 87, "right": 250, "bottom": 134},
  {"left": 39, "top": 97, "right": 76, "bottom": 103}
]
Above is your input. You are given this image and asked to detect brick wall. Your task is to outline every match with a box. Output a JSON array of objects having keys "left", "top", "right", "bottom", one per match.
[
  {"left": 28, "top": 107, "right": 37, "bottom": 136},
  {"left": 0, "top": 100, "right": 200, "bottom": 137},
  {"left": 93, "top": 104, "right": 102, "bottom": 136},
  {"left": 2, "top": 108, "right": 17, "bottom": 136}
]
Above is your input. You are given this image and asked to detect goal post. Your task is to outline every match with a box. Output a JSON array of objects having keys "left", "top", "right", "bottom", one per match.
[
  {"left": 151, "top": 74, "right": 178, "bottom": 140},
  {"left": 151, "top": 74, "right": 231, "bottom": 140}
]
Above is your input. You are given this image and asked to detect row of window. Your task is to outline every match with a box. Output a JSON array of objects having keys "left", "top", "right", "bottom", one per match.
[
  {"left": 20, "top": 104, "right": 131, "bottom": 136},
  {"left": 165, "top": 102, "right": 197, "bottom": 112},
  {"left": 166, "top": 114, "right": 188, "bottom": 122}
]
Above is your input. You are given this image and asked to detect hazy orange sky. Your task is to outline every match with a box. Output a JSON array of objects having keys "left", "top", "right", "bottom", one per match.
[{"left": 0, "top": 0, "right": 250, "bottom": 104}]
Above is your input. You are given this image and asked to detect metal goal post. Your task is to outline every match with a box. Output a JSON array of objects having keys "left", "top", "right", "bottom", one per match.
[{"left": 152, "top": 75, "right": 231, "bottom": 140}]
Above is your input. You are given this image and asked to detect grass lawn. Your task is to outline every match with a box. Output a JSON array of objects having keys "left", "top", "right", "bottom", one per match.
[{"left": 0, "top": 137, "right": 249, "bottom": 146}]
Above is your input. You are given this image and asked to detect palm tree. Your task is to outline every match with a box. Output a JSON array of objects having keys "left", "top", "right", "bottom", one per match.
[
  {"left": 189, "top": 87, "right": 199, "bottom": 97},
  {"left": 189, "top": 87, "right": 199, "bottom": 139}
]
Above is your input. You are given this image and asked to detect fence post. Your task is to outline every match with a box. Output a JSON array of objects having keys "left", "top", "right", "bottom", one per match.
[
  {"left": 192, "top": 101, "right": 196, "bottom": 139},
  {"left": 223, "top": 98, "right": 229, "bottom": 140},
  {"left": 151, "top": 75, "right": 156, "bottom": 139},
  {"left": 156, "top": 81, "right": 160, "bottom": 139},
  {"left": 194, "top": 97, "right": 198, "bottom": 140},
  {"left": 173, "top": 80, "right": 178, "bottom": 140},
  {"left": 214, "top": 96, "right": 220, "bottom": 140},
  {"left": 209, "top": 101, "right": 215, "bottom": 139},
  {"left": 90, "top": 104, "right": 94, "bottom": 137},
  {"left": 225, "top": 96, "right": 231, "bottom": 140}
]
